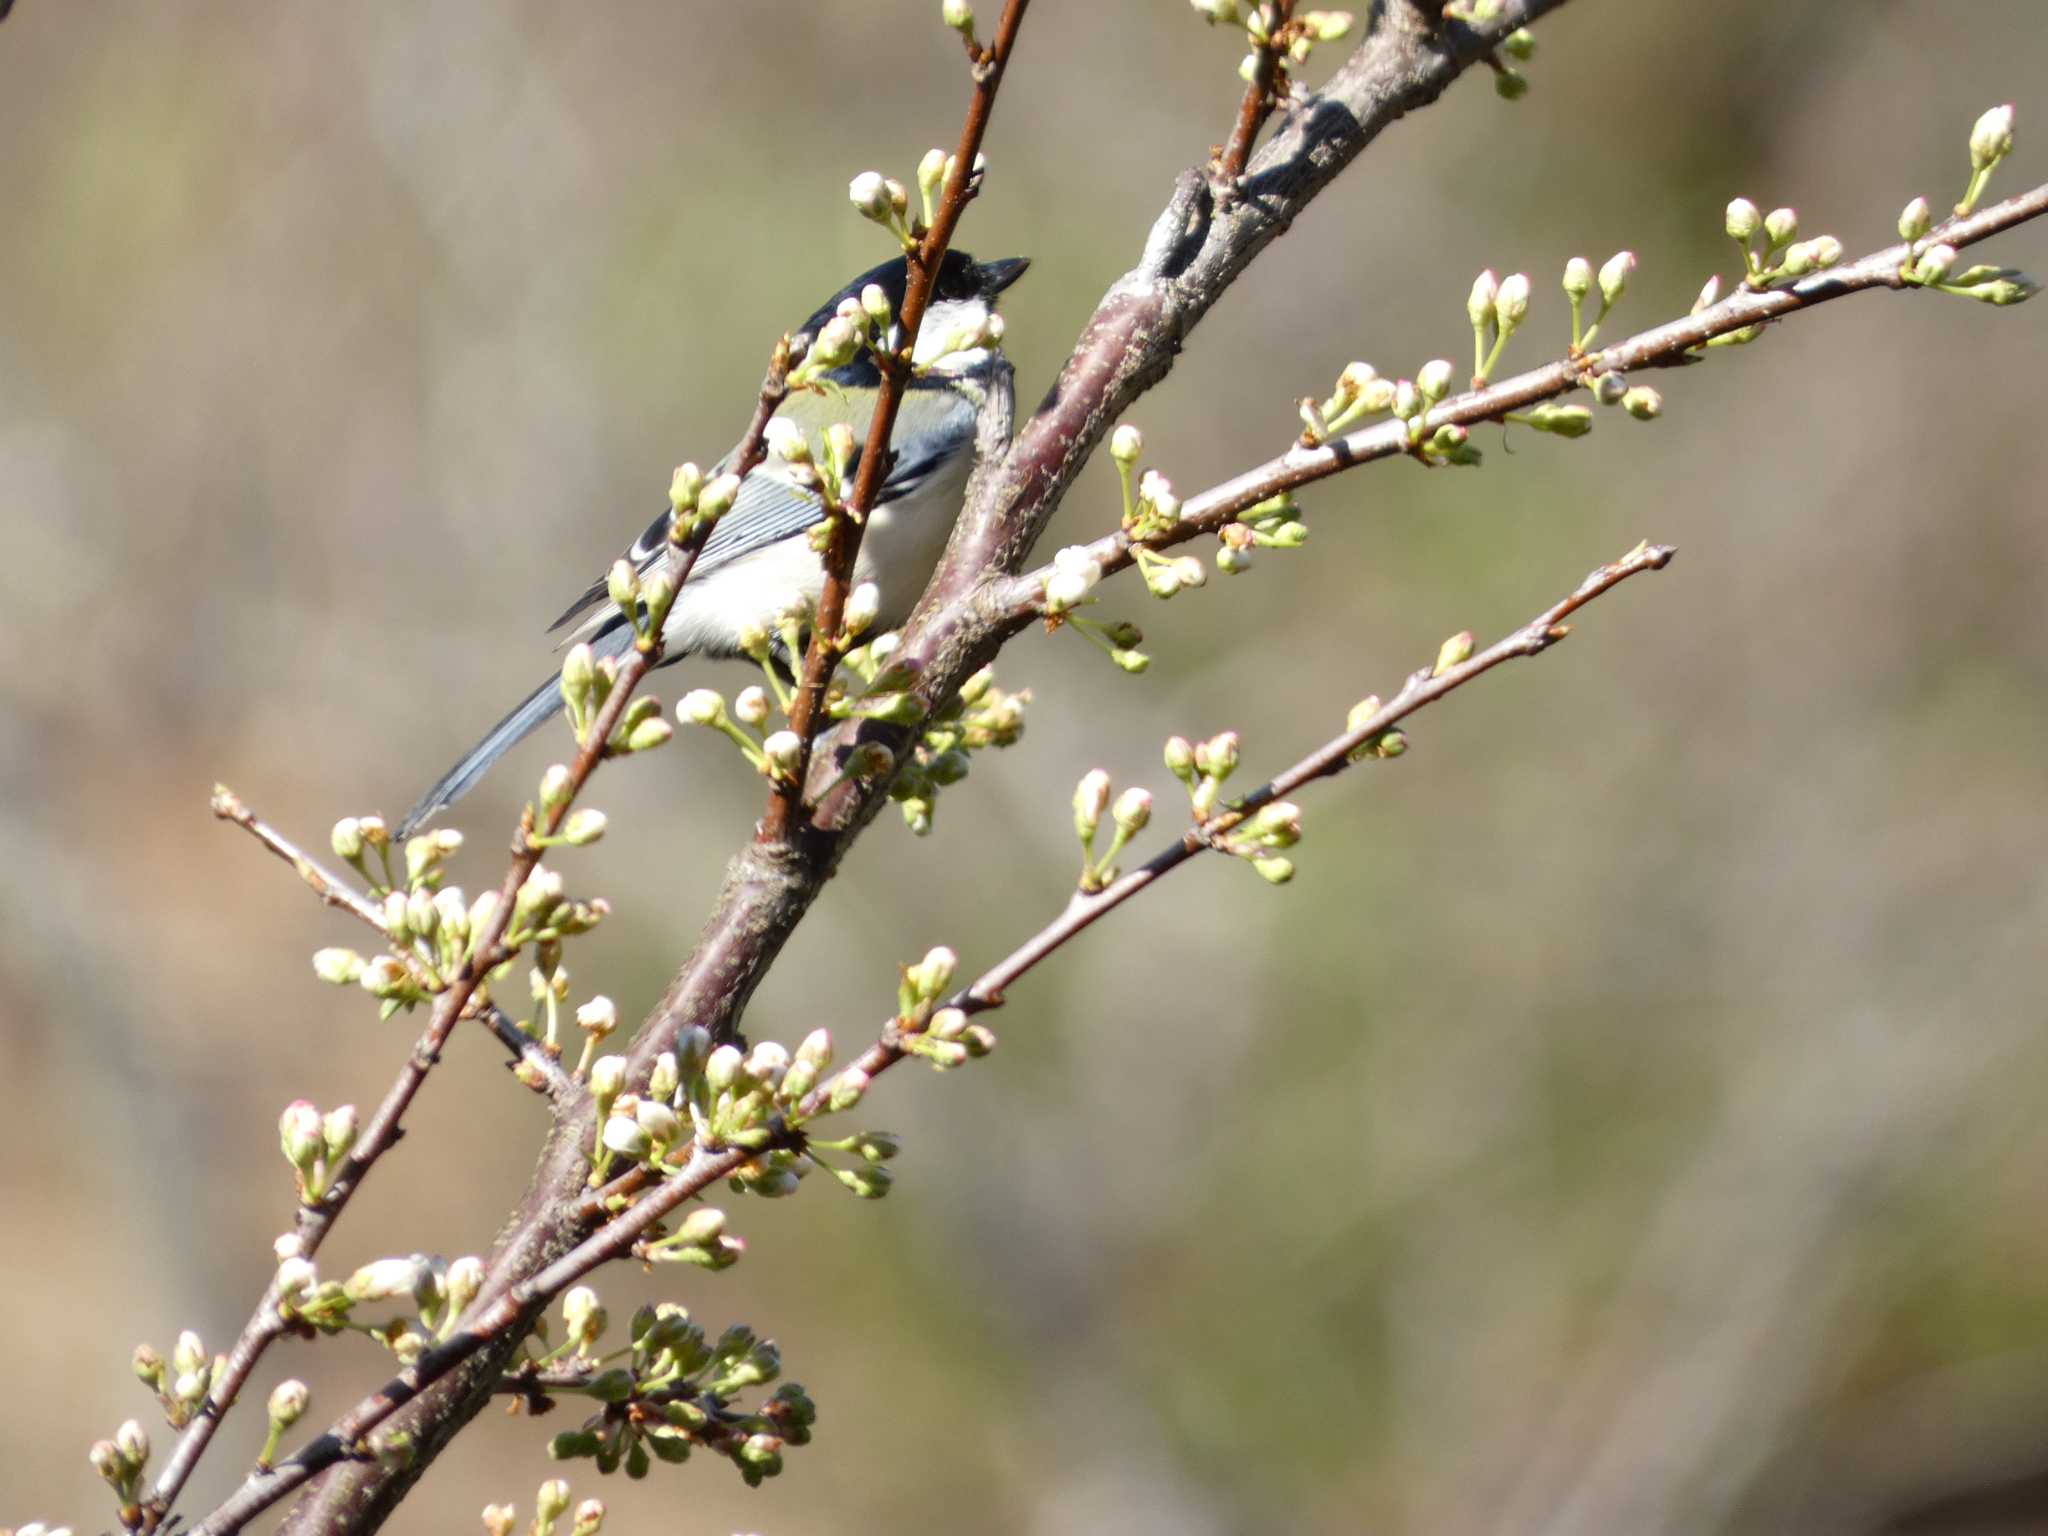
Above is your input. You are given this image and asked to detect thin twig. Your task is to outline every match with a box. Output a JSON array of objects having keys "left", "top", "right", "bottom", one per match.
[
  {"left": 210, "top": 789, "right": 576, "bottom": 1096},
  {"left": 763, "top": 0, "right": 1032, "bottom": 844},
  {"left": 815, "top": 541, "right": 1674, "bottom": 1095},
  {"left": 1218, "top": 0, "right": 1297, "bottom": 180},
  {"left": 987, "top": 178, "right": 2048, "bottom": 621}
]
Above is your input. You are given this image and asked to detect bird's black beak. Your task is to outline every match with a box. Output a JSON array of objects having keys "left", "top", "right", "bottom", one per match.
[{"left": 979, "top": 256, "right": 1031, "bottom": 298}]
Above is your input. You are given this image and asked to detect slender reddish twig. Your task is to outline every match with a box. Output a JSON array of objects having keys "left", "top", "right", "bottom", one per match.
[
  {"left": 763, "top": 0, "right": 1032, "bottom": 843},
  {"left": 1218, "top": 0, "right": 1297, "bottom": 180}
]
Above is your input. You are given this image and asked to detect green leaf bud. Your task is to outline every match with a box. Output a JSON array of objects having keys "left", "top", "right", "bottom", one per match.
[
  {"left": 1526, "top": 403, "right": 1593, "bottom": 438},
  {"left": 1621, "top": 386, "right": 1664, "bottom": 420}
]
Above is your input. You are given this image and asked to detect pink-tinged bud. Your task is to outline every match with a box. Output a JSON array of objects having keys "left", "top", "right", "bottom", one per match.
[{"left": 279, "top": 1100, "right": 322, "bottom": 1171}]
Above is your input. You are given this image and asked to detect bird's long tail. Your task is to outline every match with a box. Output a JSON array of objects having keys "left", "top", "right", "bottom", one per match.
[{"left": 396, "top": 674, "right": 566, "bottom": 840}]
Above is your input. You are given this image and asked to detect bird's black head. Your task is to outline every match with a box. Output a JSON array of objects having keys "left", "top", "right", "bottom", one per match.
[{"left": 797, "top": 250, "right": 1030, "bottom": 349}]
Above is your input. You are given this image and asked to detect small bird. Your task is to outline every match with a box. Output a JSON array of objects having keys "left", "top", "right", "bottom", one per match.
[{"left": 395, "top": 249, "right": 1029, "bottom": 839}]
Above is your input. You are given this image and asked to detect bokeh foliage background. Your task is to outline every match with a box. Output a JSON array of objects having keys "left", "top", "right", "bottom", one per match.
[{"left": 4, "top": 3, "right": 2048, "bottom": 1531}]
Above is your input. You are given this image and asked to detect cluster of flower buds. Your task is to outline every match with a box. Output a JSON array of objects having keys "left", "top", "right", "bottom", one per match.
[
  {"left": 889, "top": 945, "right": 996, "bottom": 1071},
  {"left": 88, "top": 1419, "right": 152, "bottom": 1523},
  {"left": 848, "top": 168, "right": 917, "bottom": 251},
  {"left": 329, "top": 812, "right": 399, "bottom": 892},
  {"left": 1899, "top": 122, "right": 2038, "bottom": 306},
  {"left": 322, "top": 1251, "right": 488, "bottom": 1361},
  {"left": 1107, "top": 424, "right": 1207, "bottom": 601},
  {"left": 316, "top": 827, "right": 512, "bottom": 1015},
  {"left": 481, "top": 1480, "right": 605, "bottom": 1536},
  {"left": 537, "top": 1298, "right": 815, "bottom": 1487},
  {"left": 1299, "top": 360, "right": 1395, "bottom": 445},
  {"left": 130, "top": 1328, "right": 226, "bottom": 1430},
  {"left": 585, "top": 1021, "right": 885, "bottom": 1207},
  {"left": 668, "top": 460, "right": 741, "bottom": 548},
  {"left": 1071, "top": 768, "right": 1154, "bottom": 893},
  {"left": 1343, "top": 693, "right": 1409, "bottom": 765},
  {"left": 1904, "top": 244, "right": 2039, "bottom": 306},
  {"left": 278, "top": 1098, "right": 357, "bottom": 1205},
  {"left": 598, "top": 553, "right": 673, "bottom": 653},
  {"left": 1489, "top": 25, "right": 1537, "bottom": 98},
  {"left": 1164, "top": 730, "right": 1303, "bottom": 883},
  {"left": 1188, "top": 3, "right": 1354, "bottom": 88},
  {"left": 787, "top": 284, "right": 891, "bottom": 405},
  {"left": 881, "top": 662, "right": 1029, "bottom": 835},
  {"left": 1216, "top": 491, "right": 1308, "bottom": 576},
  {"left": 1468, "top": 269, "right": 1532, "bottom": 385},
  {"left": 1164, "top": 729, "right": 1240, "bottom": 822},
  {"left": 677, "top": 681, "right": 800, "bottom": 784},
  {"left": 1215, "top": 798, "right": 1303, "bottom": 885},
  {"left": 1722, "top": 197, "right": 1843, "bottom": 289},
  {"left": 1560, "top": 249, "right": 1635, "bottom": 351}
]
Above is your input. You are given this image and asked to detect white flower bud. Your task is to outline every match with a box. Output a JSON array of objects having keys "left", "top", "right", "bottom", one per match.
[
  {"left": 942, "top": 0, "right": 974, "bottom": 34},
  {"left": 1112, "top": 786, "right": 1152, "bottom": 835},
  {"left": 762, "top": 730, "right": 802, "bottom": 777},
  {"left": 1493, "top": 272, "right": 1530, "bottom": 330},
  {"left": 601, "top": 1114, "right": 651, "bottom": 1159},
  {"left": 1914, "top": 243, "right": 1958, "bottom": 282},
  {"left": 668, "top": 461, "right": 704, "bottom": 513},
  {"left": 575, "top": 996, "right": 618, "bottom": 1038},
  {"left": 843, "top": 581, "right": 882, "bottom": 637},
  {"left": 1898, "top": 195, "right": 1932, "bottom": 241},
  {"left": 589, "top": 1054, "right": 627, "bottom": 1098},
  {"left": 1561, "top": 256, "right": 1593, "bottom": 302},
  {"left": 1110, "top": 423, "right": 1144, "bottom": 464},
  {"left": 1415, "top": 358, "right": 1455, "bottom": 404},
  {"left": 1725, "top": 198, "right": 1762, "bottom": 242},
  {"left": 1970, "top": 103, "right": 2015, "bottom": 171},
  {"left": 560, "top": 808, "right": 606, "bottom": 845},
  {"left": 634, "top": 1098, "right": 681, "bottom": 1145},
  {"left": 697, "top": 472, "right": 742, "bottom": 522},
  {"left": 848, "top": 171, "right": 892, "bottom": 221},
  {"left": 1598, "top": 250, "right": 1635, "bottom": 307},
  {"left": 1764, "top": 206, "right": 1798, "bottom": 246},
  {"left": 680, "top": 688, "right": 724, "bottom": 725},
  {"left": 1466, "top": 268, "right": 1499, "bottom": 327},
  {"left": 1073, "top": 769, "right": 1111, "bottom": 841},
  {"left": 268, "top": 1379, "right": 309, "bottom": 1428}
]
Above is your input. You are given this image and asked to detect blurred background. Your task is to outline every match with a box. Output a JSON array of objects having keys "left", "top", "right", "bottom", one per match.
[{"left": 4, "top": 2, "right": 2047, "bottom": 1532}]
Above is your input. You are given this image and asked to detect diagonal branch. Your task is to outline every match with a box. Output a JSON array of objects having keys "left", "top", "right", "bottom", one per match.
[{"left": 983, "top": 176, "right": 2048, "bottom": 619}]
